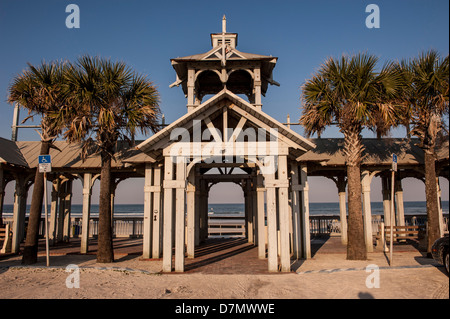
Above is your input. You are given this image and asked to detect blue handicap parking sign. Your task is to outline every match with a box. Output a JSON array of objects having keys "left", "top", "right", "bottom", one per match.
[{"left": 39, "top": 155, "right": 52, "bottom": 164}]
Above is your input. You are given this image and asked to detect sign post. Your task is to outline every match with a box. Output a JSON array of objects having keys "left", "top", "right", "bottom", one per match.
[
  {"left": 390, "top": 154, "right": 397, "bottom": 266},
  {"left": 38, "top": 155, "right": 51, "bottom": 267}
]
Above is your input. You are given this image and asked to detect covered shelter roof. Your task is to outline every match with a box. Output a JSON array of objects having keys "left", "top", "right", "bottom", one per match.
[{"left": 134, "top": 89, "right": 316, "bottom": 162}]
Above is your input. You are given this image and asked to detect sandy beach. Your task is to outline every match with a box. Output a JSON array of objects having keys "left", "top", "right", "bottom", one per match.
[{"left": 0, "top": 237, "right": 448, "bottom": 300}]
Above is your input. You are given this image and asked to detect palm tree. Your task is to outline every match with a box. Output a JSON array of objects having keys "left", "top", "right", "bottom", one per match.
[
  {"left": 395, "top": 50, "right": 449, "bottom": 255},
  {"left": 300, "top": 53, "right": 403, "bottom": 260},
  {"left": 60, "top": 55, "right": 160, "bottom": 263},
  {"left": 8, "top": 61, "right": 67, "bottom": 264}
]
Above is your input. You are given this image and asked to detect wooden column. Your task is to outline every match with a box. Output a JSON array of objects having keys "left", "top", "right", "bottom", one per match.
[
  {"left": 278, "top": 155, "right": 290, "bottom": 272},
  {"left": 251, "top": 176, "right": 258, "bottom": 245},
  {"left": 49, "top": 178, "right": 60, "bottom": 246},
  {"left": 187, "top": 68, "right": 195, "bottom": 112},
  {"left": 256, "top": 174, "right": 266, "bottom": 259},
  {"left": 361, "top": 171, "right": 374, "bottom": 253},
  {"left": 394, "top": 177, "right": 406, "bottom": 241},
  {"left": 12, "top": 177, "right": 27, "bottom": 254},
  {"left": 244, "top": 180, "right": 254, "bottom": 243},
  {"left": 381, "top": 175, "right": 393, "bottom": 227},
  {"left": 394, "top": 178, "right": 405, "bottom": 229},
  {"left": 337, "top": 176, "right": 348, "bottom": 245},
  {"left": 142, "top": 164, "right": 153, "bottom": 259},
  {"left": 194, "top": 174, "right": 201, "bottom": 246},
  {"left": 300, "top": 164, "right": 311, "bottom": 259},
  {"left": 152, "top": 165, "right": 162, "bottom": 258},
  {"left": 265, "top": 157, "right": 278, "bottom": 272},
  {"left": 290, "top": 163, "right": 302, "bottom": 260},
  {"left": 253, "top": 67, "right": 262, "bottom": 110},
  {"left": 199, "top": 180, "right": 208, "bottom": 243},
  {"left": 56, "top": 180, "right": 67, "bottom": 243},
  {"left": 186, "top": 168, "right": 196, "bottom": 258},
  {"left": 81, "top": 173, "right": 92, "bottom": 254},
  {"left": 62, "top": 180, "right": 73, "bottom": 242},
  {"left": 174, "top": 160, "right": 186, "bottom": 272},
  {"left": 163, "top": 156, "right": 174, "bottom": 272}
]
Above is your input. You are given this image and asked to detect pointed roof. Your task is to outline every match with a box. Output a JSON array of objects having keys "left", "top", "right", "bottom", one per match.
[{"left": 133, "top": 89, "right": 315, "bottom": 162}]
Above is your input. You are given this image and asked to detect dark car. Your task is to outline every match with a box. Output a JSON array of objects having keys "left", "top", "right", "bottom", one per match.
[{"left": 431, "top": 234, "right": 449, "bottom": 275}]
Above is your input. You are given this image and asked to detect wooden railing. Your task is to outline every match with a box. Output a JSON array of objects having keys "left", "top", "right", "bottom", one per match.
[{"left": 1, "top": 213, "right": 448, "bottom": 241}]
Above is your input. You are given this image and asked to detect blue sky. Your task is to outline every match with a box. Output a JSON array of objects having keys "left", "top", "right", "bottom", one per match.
[{"left": 0, "top": 0, "right": 448, "bottom": 204}]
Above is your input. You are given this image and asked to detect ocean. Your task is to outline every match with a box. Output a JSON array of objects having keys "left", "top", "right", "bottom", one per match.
[{"left": 1, "top": 201, "right": 448, "bottom": 218}]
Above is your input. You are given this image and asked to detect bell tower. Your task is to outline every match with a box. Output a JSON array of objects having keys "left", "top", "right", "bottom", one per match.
[{"left": 170, "top": 16, "right": 279, "bottom": 113}]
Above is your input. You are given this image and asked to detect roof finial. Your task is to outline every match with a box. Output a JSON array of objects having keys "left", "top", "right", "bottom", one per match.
[{"left": 222, "top": 15, "right": 226, "bottom": 33}]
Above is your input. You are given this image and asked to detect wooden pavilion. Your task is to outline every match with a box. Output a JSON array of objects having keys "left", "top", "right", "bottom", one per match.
[{"left": 0, "top": 17, "right": 448, "bottom": 272}]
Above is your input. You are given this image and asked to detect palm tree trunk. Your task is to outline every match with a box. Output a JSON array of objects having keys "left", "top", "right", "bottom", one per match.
[
  {"left": 97, "top": 149, "right": 114, "bottom": 263},
  {"left": 344, "top": 129, "right": 367, "bottom": 260},
  {"left": 346, "top": 164, "right": 367, "bottom": 260},
  {"left": 424, "top": 149, "right": 440, "bottom": 256},
  {"left": 22, "top": 141, "right": 51, "bottom": 265}
]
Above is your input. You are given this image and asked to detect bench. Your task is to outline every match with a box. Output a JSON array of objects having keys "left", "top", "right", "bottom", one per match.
[
  {"left": 0, "top": 224, "right": 12, "bottom": 254},
  {"left": 375, "top": 222, "right": 424, "bottom": 251}
]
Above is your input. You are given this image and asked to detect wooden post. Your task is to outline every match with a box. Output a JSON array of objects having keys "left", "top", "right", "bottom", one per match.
[
  {"left": 251, "top": 176, "right": 258, "bottom": 245},
  {"left": 256, "top": 174, "right": 266, "bottom": 259},
  {"left": 175, "top": 159, "right": 186, "bottom": 272},
  {"left": 152, "top": 166, "right": 162, "bottom": 258},
  {"left": 337, "top": 176, "right": 347, "bottom": 245},
  {"left": 49, "top": 178, "right": 60, "bottom": 246},
  {"left": 162, "top": 156, "right": 174, "bottom": 272},
  {"left": 361, "top": 171, "right": 374, "bottom": 253},
  {"left": 245, "top": 181, "right": 254, "bottom": 243},
  {"left": 394, "top": 178, "right": 406, "bottom": 233},
  {"left": 290, "top": 163, "right": 302, "bottom": 260},
  {"left": 142, "top": 164, "right": 153, "bottom": 259},
  {"left": 300, "top": 165, "right": 311, "bottom": 259},
  {"left": 56, "top": 181, "right": 67, "bottom": 243},
  {"left": 63, "top": 180, "right": 73, "bottom": 242},
  {"left": 12, "top": 178, "right": 27, "bottom": 253},
  {"left": 194, "top": 173, "right": 201, "bottom": 246},
  {"left": 81, "top": 173, "right": 92, "bottom": 254},
  {"left": 381, "top": 175, "right": 393, "bottom": 227},
  {"left": 266, "top": 157, "right": 278, "bottom": 272},
  {"left": 278, "top": 155, "right": 290, "bottom": 272},
  {"left": 186, "top": 168, "right": 196, "bottom": 258}
]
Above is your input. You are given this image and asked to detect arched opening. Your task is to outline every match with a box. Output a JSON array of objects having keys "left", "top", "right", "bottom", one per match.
[
  {"left": 196, "top": 70, "right": 223, "bottom": 98},
  {"left": 227, "top": 69, "right": 253, "bottom": 98}
]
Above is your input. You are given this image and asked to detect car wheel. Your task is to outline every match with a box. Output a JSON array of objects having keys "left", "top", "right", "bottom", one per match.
[{"left": 445, "top": 251, "right": 449, "bottom": 275}]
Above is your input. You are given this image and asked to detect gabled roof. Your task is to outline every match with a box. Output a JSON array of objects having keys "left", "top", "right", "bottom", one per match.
[{"left": 135, "top": 89, "right": 316, "bottom": 160}]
